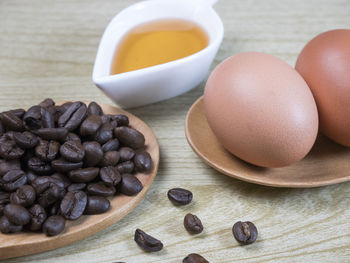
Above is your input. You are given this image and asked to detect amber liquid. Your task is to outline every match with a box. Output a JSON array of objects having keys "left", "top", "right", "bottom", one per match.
[{"left": 110, "top": 19, "right": 209, "bottom": 74}]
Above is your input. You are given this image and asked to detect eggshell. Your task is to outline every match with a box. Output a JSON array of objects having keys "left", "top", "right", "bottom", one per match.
[
  {"left": 296, "top": 29, "right": 350, "bottom": 147},
  {"left": 204, "top": 52, "right": 319, "bottom": 168}
]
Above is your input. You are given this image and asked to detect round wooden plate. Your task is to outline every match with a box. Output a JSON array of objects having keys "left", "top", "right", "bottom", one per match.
[
  {"left": 185, "top": 96, "right": 350, "bottom": 188},
  {"left": 0, "top": 102, "right": 159, "bottom": 260}
]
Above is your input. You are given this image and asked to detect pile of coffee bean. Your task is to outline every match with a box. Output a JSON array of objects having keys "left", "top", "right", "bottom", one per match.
[{"left": 0, "top": 99, "right": 152, "bottom": 236}]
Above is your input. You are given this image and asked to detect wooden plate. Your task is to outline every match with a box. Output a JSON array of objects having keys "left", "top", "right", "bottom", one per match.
[
  {"left": 0, "top": 103, "right": 159, "bottom": 260},
  {"left": 185, "top": 96, "right": 350, "bottom": 188}
]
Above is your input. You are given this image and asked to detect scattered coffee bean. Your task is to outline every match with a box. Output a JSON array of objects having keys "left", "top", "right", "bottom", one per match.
[
  {"left": 60, "top": 140, "right": 85, "bottom": 162},
  {"left": 64, "top": 132, "right": 81, "bottom": 143},
  {"left": 134, "top": 151, "right": 152, "bottom": 172},
  {"left": 23, "top": 106, "right": 43, "bottom": 130},
  {"left": 10, "top": 185, "right": 36, "bottom": 207},
  {"left": 58, "top": 102, "right": 87, "bottom": 131},
  {"left": 0, "top": 169, "right": 27, "bottom": 192},
  {"left": 119, "top": 174, "right": 143, "bottom": 196},
  {"left": 67, "top": 183, "right": 86, "bottom": 192},
  {"left": 183, "top": 253, "right": 209, "bottom": 263},
  {"left": 42, "top": 215, "right": 65, "bottom": 236},
  {"left": 0, "top": 159, "right": 21, "bottom": 176},
  {"left": 119, "top": 147, "right": 135, "bottom": 162},
  {"left": 51, "top": 158, "right": 83, "bottom": 173},
  {"left": 93, "top": 122, "right": 114, "bottom": 144},
  {"left": 87, "top": 101, "right": 103, "bottom": 116},
  {"left": 99, "top": 151, "right": 120, "bottom": 167},
  {"left": 87, "top": 182, "right": 116, "bottom": 197},
  {"left": 0, "top": 137, "right": 25, "bottom": 160},
  {"left": 28, "top": 204, "right": 47, "bottom": 231},
  {"left": 10, "top": 108, "right": 26, "bottom": 119},
  {"left": 69, "top": 167, "right": 99, "bottom": 183},
  {"left": 4, "top": 204, "right": 31, "bottom": 225},
  {"left": 35, "top": 140, "right": 60, "bottom": 162},
  {"left": 0, "top": 111, "right": 24, "bottom": 131},
  {"left": 60, "top": 191, "right": 87, "bottom": 220},
  {"left": 114, "top": 127, "right": 145, "bottom": 149},
  {"left": 232, "top": 221, "right": 258, "bottom": 245},
  {"left": 184, "top": 213, "right": 204, "bottom": 234},
  {"left": 83, "top": 141, "right": 103, "bottom": 167},
  {"left": 111, "top": 114, "right": 129, "bottom": 127},
  {"left": 101, "top": 139, "right": 120, "bottom": 152},
  {"left": 27, "top": 156, "right": 53, "bottom": 175},
  {"left": 34, "top": 128, "right": 68, "bottom": 141},
  {"left": 0, "top": 192, "right": 10, "bottom": 216},
  {"left": 116, "top": 161, "right": 134, "bottom": 174},
  {"left": 80, "top": 115, "right": 102, "bottom": 136},
  {"left": 167, "top": 188, "right": 193, "bottom": 205},
  {"left": 100, "top": 166, "right": 121, "bottom": 186},
  {"left": 0, "top": 216, "right": 23, "bottom": 233},
  {"left": 134, "top": 228, "right": 163, "bottom": 252},
  {"left": 84, "top": 196, "right": 110, "bottom": 215},
  {"left": 13, "top": 131, "right": 39, "bottom": 149}
]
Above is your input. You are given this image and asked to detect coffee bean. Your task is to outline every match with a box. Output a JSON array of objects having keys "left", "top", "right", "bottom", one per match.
[
  {"left": 34, "top": 128, "right": 68, "bottom": 141},
  {"left": 99, "top": 151, "right": 120, "bottom": 167},
  {"left": 183, "top": 253, "right": 209, "bottom": 263},
  {"left": 51, "top": 158, "right": 83, "bottom": 173},
  {"left": 13, "top": 131, "right": 39, "bottom": 149},
  {"left": 116, "top": 161, "right": 134, "bottom": 174},
  {"left": 10, "top": 185, "right": 36, "bottom": 207},
  {"left": 67, "top": 183, "right": 86, "bottom": 192},
  {"left": 25, "top": 171, "right": 38, "bottom": 184},
  {"left": 100, "top": 166, "right": 121, "bottom": 186},
  {"left": 232, "top": 221, "right": 258, "bottom": 245},
  {"left": 87, "top": 182, "right": 116, "bottom": 197},
  {"left": 49, "top": 201, "right": 61, "bottom": 216},
  {"left": 102, "top": 139, "right": 120, "bottom": 152},
  {"left": 0, "top": 216, "right": 23, "bottom": 233},
  {"left": 94, "top": 122, "right": 113, "bottom": 144},
  {"left": 80, "top": 115, "right": 102, "bottom": 136},
  {"left": 51, "top": 173, "right": 72, "bottom": 189},
  {"left": 64, "top": 132, "right": 81, "bottom": 143},
  {"left": 32, "top": 176, "right": 65, "bottom": 194},
  {"left": 111, "top": 114, "right": 129, "bottom": 127},
  {"left": 39, "top": 98, "right": 55, "bottom": 109},
  {"left": 27, "top": 157, "right": 53, "bottom": 175},
  {"left": 114, "top": 127, "right": 145, "bottom": 149},
  {"left": 167, "top": 188, "right": 193, "bottom": 205},
  {"left": 0, "top": 159, "right": 21, "bottom": 176},
  {"left": 134, "top": 151, "right": 152, "bottom": 172},
  {"left": 4, "top": 204, "right": 31, "bottom": 225},
  {"left": 23, "top": 106, "right": 43, "bottom": 130},
  {"left": 0, "top": 111, "right": 24, "bottom": 131},
  {"left": 0, "top": 120, "right": 4, "bottom": 136},
  {"left": 32, "top": 176, "right": 65, "bottom": 207},
  {"left": 134, "top": 229, "right": 163, "bottom": 252},
  {"left": 60, "top": 191, "right": 87, "bottom": 220},
  {"left": 41, "top": 107, "right": 55, "bottom": 128},
  {"left": 58, "top": 102, "right": 87, "bottom": 131},
  {"left": 184, "top": 213, "right": 203, "bottom": 234},
  {"left": 83, "top": 141, "right": 103, "bottom": 167},
  {"left": 119, "top": 147, "right": 135, "bottom": 162},
  {"left": 0, "top": 192, "right": 10, "bottom": 216},
  {"left": 84, "top": 196, "right": 110, "bottom": 215},
  {"left": 87, "top": 102, "right": 103, "bottom": 116},
  {"left": 69, "top": 167, "right": 99, "bottom": 183},
  {"left": 28, "top": 204, "right": 47, "bottom": 231},
  {"left": 0, "top": 170, "right": 27, "bottom": 192},
  {"left": 10, "top": 109, "right": 26, "bottom": 119},
  {"left": 43, "top": 215, "right": 65, "bottom": 236},
  {"left": 0, "top": 138, "right": 25, "bottom": 160},
  {"left": 55, "top": 102, "right": 73, "bottom": 117},
  {"left": 60, "top": 140, "right": 85, "bottom": 162},
  {"left": 35, "top": 140, "right": 60, "bottom": 162},
  {"left": 119, "top": 174, "right": 143, "bottom": 196}
]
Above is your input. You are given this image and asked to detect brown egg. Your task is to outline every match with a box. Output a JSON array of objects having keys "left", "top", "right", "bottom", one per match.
[
  {"left": 204, "top": 52, "right": 318, "bottom": 168},
  {"left": 296, "top": 29, "right": 350, "bottom": 147}
]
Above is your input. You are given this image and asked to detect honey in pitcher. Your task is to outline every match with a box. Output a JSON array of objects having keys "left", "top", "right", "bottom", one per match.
[{"left": 110, "top": 19, "right": 209, "bottom": 75}]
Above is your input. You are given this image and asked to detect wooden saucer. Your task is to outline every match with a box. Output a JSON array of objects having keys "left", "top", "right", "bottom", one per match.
[
  {"left": 0, "top": 102, "right": 159, "bottom": 260},
  {"left": 185, "top": 96, "right": 350, "bottom": 188}
]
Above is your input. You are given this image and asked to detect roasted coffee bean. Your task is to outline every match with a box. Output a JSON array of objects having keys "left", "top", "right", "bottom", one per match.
[
  {"left": 10, "top": 185, "right": 36, "bottom": 207},
  {"left": 232, "top": 221, "right": 258, "bottom": 245},
  {"left": 80, "top": 115, "right": 102, "bottom": 136},
  {"left": 51, "top": 158, "right": 83, "bottom": 173},
  {"left": 35, "top": 140, "right": 60, "bottom": 162},
  {"left": 99, "top": 151, "right": 120, "bottom": 167},
  {"left": 0, "top": 170, "right": 27, "bottom": 192},
  {"left": 87, "top": 182, "right": 116, "bottom": 197},
  {"left": 119, "top": 174, "right": 143, "bottom": 196},
  {"left": 0, "top": 138, "right": 25, "bottom": 160},
  {"left": 0, "top": 216, "right": 22, "bottom": 233},
  {"left": 101, "top": 114, "right": 111, "bottom": 124},
  {"left": 100, "top": 166, "right": 121, "bottom": 186},
  {"left": 60, "top": 191, "right": 87, "bottom": 220},
  {"left": 23, "top": 106, "right": 43, "bottom": 130},
  {"left": 43, "top": 215, "right": 65, "bottom": 236},
  {"left": 134, "top": 151, "right": 152, "bottom": 172},
  {"left": 0, "top": 120, "right": 4, "bottom": 136},
  {"left": 60, "top": 140, "right": 85, "bottom": 162},
  {"left": 111, "top": 114, "right": 129, "bottom": 127},
  {"left": 0, "top": 192, "right": 10, "bottom": 216},
  {"left": 116, "top": 161, "right": 134, "bottom": 174},
  {"left": 167, "top": 188, "right": 193, "bottom": 205},
  {"left": 51, "top": 173, "right": 71, "bottom": 188},
  {"left": 13, "top": 131, "right": 39, "bottom": 149},
  {"left": 119, "top": 147, "right": 135, "bottom": 162},
  {"left": 4, "top": 204, "right": 31, "bottom": 225},
  {"left": 27, "top": 157, "right": 53, "bottom": 175},
  {"left": 82, "top": 141, "right": 103, "bottom": 167},
  {"left": 69, "top": 168, "right": 99, "bottom": 183},
  {"left": 134, "top": 228, "right": 163, "bottom": 252},
  {"left": 114, "top": 127, "right": 145, "bottom": 149},
  {"left": 183, "top": 253, "right": 209, "bottom": 263},
  {"left": 58, "top": 101, "right": 87, "bottom": 131},
  {"left": 67, "top": 183, "right": 86, "bottom": 192},
  {"left": 0, "top": 111, "right": 24, "bottom": 131},
  {"left": 35, "top": 128, "right": 68, "bottom": 141},
  {"left": 87, "top": 101, "right": 103, "bottom": 116},
  {"left": 84, "top": 196, "right": 110, "bottom": 215},
  {"left": 32, "top": 176, "right": 65, "bottom": 207},
  {"left": 56, "top": 102, "right": 73, "bottom": 116},
  {"left": 184, "top": 213, "right": 203, "bottom": 234},
  {"left": 41, "top": 107, "right": 55, "bottom": 128},
  {"left": 94, "top": 122, "right": 113, "bottom": 144},
  {"left": 0, "top": 159, "right": 21, "bottom": 176},
  {"left": 39, "top": 98, "right": 55, "bottom": 108},
  {"left": 32, "top": 176, "right": 65, "bottom": 194},
  {"left": 64, "top": 132, "right": 81, "bottom": 143},
  {"left": 26, "top": 171, "right": 38, "bottom": 184},
  {"left": 48, "top": 201, "right": 60, "bottom": 216},
  {"left": 101, "top": 139, "right": 120, "bottom": 152},
  {"left": 10, "top": 109, "right": 26, "bottom": 119},
  {"left": 28, "top": 204, "right": 47, "bottom": 231}
]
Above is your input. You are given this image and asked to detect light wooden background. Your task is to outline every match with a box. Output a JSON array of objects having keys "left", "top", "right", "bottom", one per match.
[{"left": 1, "top": 0, "right": 350, "bottom": 262}]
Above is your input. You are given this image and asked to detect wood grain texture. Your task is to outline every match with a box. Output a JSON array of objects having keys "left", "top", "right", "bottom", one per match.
[
  {"left": 0, "top": 102, "right": 160, "bottom": 260},
  {"left": 0, "top": 0, "right": 350, "bottom": 262}
]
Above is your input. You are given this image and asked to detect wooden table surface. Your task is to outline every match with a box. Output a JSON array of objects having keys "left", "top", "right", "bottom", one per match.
[{"left": 1, "top": 0, "right": 350, "bottom": 262}]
